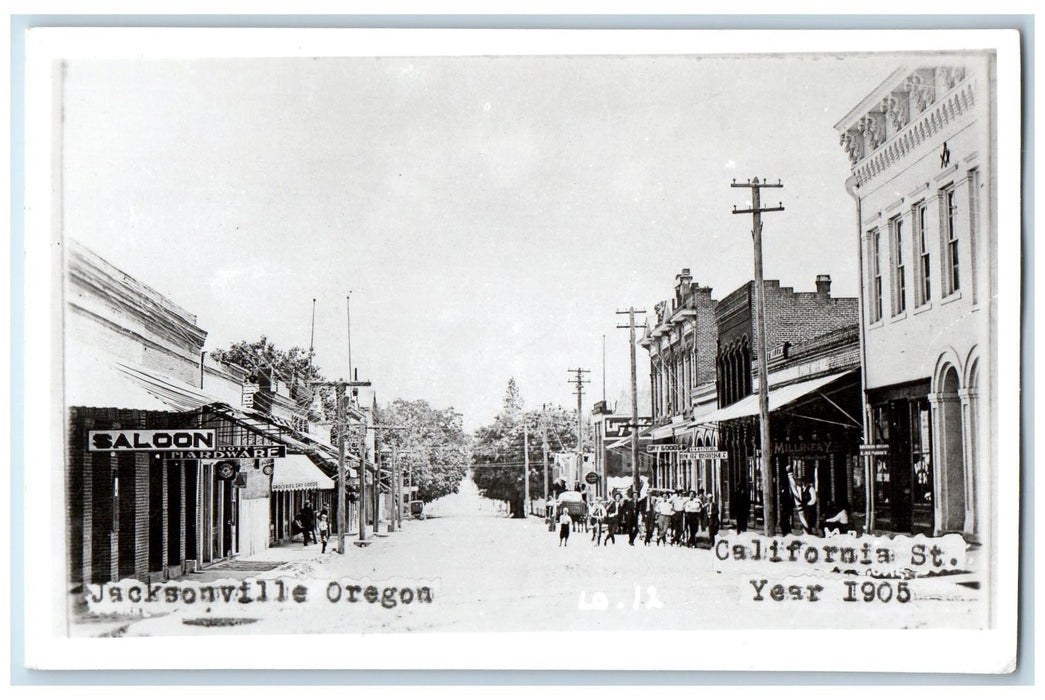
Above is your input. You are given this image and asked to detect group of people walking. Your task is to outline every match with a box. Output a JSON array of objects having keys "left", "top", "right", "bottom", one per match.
[
  {"left": 553, "top": 488, "right": 720, "bottom": 548},
  {"left": 552, "top": 475, "right": 854, "bottom": 547}
]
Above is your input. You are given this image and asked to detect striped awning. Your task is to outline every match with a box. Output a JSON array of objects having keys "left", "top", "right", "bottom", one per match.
[{"left": 271, "top": 454, "right": 335, "bottom": 492}]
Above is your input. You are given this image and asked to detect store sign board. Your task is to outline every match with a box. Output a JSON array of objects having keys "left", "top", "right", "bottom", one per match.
[
  {"left": 166, "top": 446, "right": 287, "bottom": 460},
  {"left": 773, "top": 442, "right": 838, "bottom": 456},
  {"left": 215, "top": 461, "right": 238, "bottom": 479},
  {"left": 859, "top": 443, "right": 890, "bottom": 456},
  {"left": 646, "top": 444, "right": 685, "bottom": 453},
  {"left": 242, "top": 382, "right": 259, "bottom": 409},
  {"left": 603, "top": 416, "right": 653, "bottom": 439},
  {"left": 685, "top": 448, "right": 729, "bottom": 459},
  {"left": 89, "top": 429, "right": 216, "bottom": 452},
  {"left": 584, "top": 471, "right": 599, "bottom": 484}
]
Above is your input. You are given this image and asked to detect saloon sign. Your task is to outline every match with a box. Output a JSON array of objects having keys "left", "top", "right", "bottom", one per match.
[
  {"left": 88, "top": 430, "right": 286, "bottom": 459},
  {"left": 89, "top": 430, "right": 217, "bottom": 452}
]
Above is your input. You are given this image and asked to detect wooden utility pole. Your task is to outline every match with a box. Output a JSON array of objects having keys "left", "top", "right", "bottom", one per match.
[
  {"left": 357, "top": 422, "right": 408, "bottom": 543},
  {"left": 523, "top": 423, "right": 530, "bottom": 516},
  {"left": 732, "top": 177, "right": 784, "bottom": 536},
  {"left": 617, "top": 308, "right": 647, "bottom": 501},
  {"left": 394, "top": 445, "right": 401, "bottom": 530},
  {"left": 334, "top": 383, "right": 347, "bottom": 553},
  {"left": 541, "top": 404, "right": 549, "bottom": 505},
  {"left": 567, "top": 368, "right": 590, "bottom": 491},
  {"left": 386, "top": 445, "right": 398, "bottom": 533},
  {"left": 346, "top": 293, "right": 353, "bottom": 391},
  {"left": 312, "top": 378, "right": 372, "bottom": 553},
  {"left": 602, "top": 334, "right": 607, "bottom": 403}
]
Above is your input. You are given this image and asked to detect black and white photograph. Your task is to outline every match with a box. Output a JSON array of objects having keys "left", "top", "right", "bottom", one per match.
[{"left": 21, "top": 25, "right": 1022, "bottom": 674}]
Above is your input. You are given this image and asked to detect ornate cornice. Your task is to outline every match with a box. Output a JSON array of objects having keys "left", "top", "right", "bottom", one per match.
[{"left": 837, "top": 66, "right": 974, "bottom": 187}]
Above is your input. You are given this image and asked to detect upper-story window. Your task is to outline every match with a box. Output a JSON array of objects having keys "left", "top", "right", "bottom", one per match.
[
  {"left": 890, "top": 215, "right": 906, "bottom": 315},
  {"left": 869, "top": 228, "right": 883, "bottom": 323},
  {"left": 968, "top": 168, "right": 980, "bottom": 304},
  {"left": 941, "top": 185, "right": 960, "bottom": 296},
  {"left": 914, "top": 202, "right": 931, "bottom": 306}
]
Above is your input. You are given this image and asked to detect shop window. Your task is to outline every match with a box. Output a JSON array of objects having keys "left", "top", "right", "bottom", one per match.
[
  {"left": 910, "top": 399, "right": 934, "bottom": 508},
  {"left": 914, "top": 202, "right": 931, "bottom": 306},
  {"left": 868, "top": 228, "right": 883, "bottom": 322},
  {"left": 872, "top": 405, "right": 891, "bottom": 511},
  {"left": 849, "top": 454, "right": 865, "bottom": 514},
  {"left": 748, "top": 456, "right": 763, "bottom": 507},
  {"left": 891, "top": 215, "right": 906, "bottom": 315},
  {"left": 941, "top": 185, "right": 960, "bottom": 295},
  {"left": 742, "top": 340, "right": 752, "bottom": 396}
]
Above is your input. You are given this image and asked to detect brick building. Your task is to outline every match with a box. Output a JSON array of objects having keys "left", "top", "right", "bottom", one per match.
[
  {"left": 637, "top": 269, "right": 720, "bottom": 494},
  {"left": 836, "top": 59, "right": 994, "bottom": 539},
  {"left": 701, "top": 275, "right": 862, "bottom": 532}
]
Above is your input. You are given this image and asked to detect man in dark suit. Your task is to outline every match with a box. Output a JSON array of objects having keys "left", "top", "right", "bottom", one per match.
[{"left": 300, "top": 501, "right": 316, "bottom": 546}]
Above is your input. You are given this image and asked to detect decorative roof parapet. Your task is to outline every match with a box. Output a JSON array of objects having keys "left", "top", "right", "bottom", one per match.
[{"left": 835, "top": 65, "right": 972, "bottom": 186}]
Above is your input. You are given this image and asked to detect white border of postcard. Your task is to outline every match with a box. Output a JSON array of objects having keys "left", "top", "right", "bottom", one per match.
[{"left": 23, "top": 26, "right": 1021, "bottom": 673}]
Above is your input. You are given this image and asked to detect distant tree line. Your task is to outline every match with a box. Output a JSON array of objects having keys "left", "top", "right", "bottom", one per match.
[{"left": 471, "top": 378, "right": 588, "bottom": 517}]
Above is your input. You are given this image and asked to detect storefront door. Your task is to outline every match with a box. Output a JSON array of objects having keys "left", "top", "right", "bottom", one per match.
[
  {"left": 870, "top": 396, "right": 934, "bottom": 535},
  {"left": 909, "top": 398, "right": 934, "bottom": 534}
]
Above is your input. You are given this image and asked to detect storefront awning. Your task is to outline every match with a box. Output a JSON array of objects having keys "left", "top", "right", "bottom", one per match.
[
  {"left": 309, "top": 450, "right": 358, "bottom": 480},
  {"left": 271, "top": 454, "right": 335, "bottom": 492},
  {"left": 606, "top": 425, "right": 654, "bottom": 451},
  {"left": 113, "top": 361, "right": 223, "bottom": 412},
  {"left": 650, "top": 420, "right": 691, "bottom": 440},
  {"left": 65, "top": 352, "right": 173, "bottom": 412},
  {"left": 697, "top": 371, "right": 854, "bottom": 424},
  {"left": 199, "top": 403, "right": 295, "bottom": 446}
]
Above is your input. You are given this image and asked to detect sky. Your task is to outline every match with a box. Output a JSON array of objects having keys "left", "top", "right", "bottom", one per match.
[{"left": 60, "top": 50, "right": 906, "bottom": 431}]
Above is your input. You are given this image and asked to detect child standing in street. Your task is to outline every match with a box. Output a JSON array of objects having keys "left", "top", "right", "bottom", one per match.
[
  {"left": 558, "top": 509, "right": 573, "bottom": 547},
  {"left": 317, "top": 509, "right": 330, "bottom": 553}
]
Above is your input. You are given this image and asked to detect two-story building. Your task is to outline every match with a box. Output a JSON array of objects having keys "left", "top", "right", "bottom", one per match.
[
  {"left": 835, "top": 60, "right": 994, "bottom": 539},
  {"left": 701, "top": 276, "right": 861, "bottom": 532},
  {"left": 638, "top": 269, "right": 719, "bottom": 493}
]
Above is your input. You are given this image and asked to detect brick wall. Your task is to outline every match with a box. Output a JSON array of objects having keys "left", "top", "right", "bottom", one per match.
[
  {"left": 715, "top": 283, "right": 753, "bottom": 348},
  {"left": 693, "top": 288, "right": 720, "bottom": 386},
  {"left": 66, "top": 408, "right": 87, "bottom": 588},
  {"left": 762, "top": 281, "right": 859, "bottom": 357},
  {"left": 644, "top": 272, "right": 720, "bottom": 419},
  {"left": 134, "top": 453, "right": 150, "bottom": 577},
  {"left": 89, "top": 449, "right": 115, "bottom": 584},
  {"left": 117, "top": 452, "right": 137, "bottom": 579},
  {"left": 68, "top": 406, "right": 182, "bottom": 585}
]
